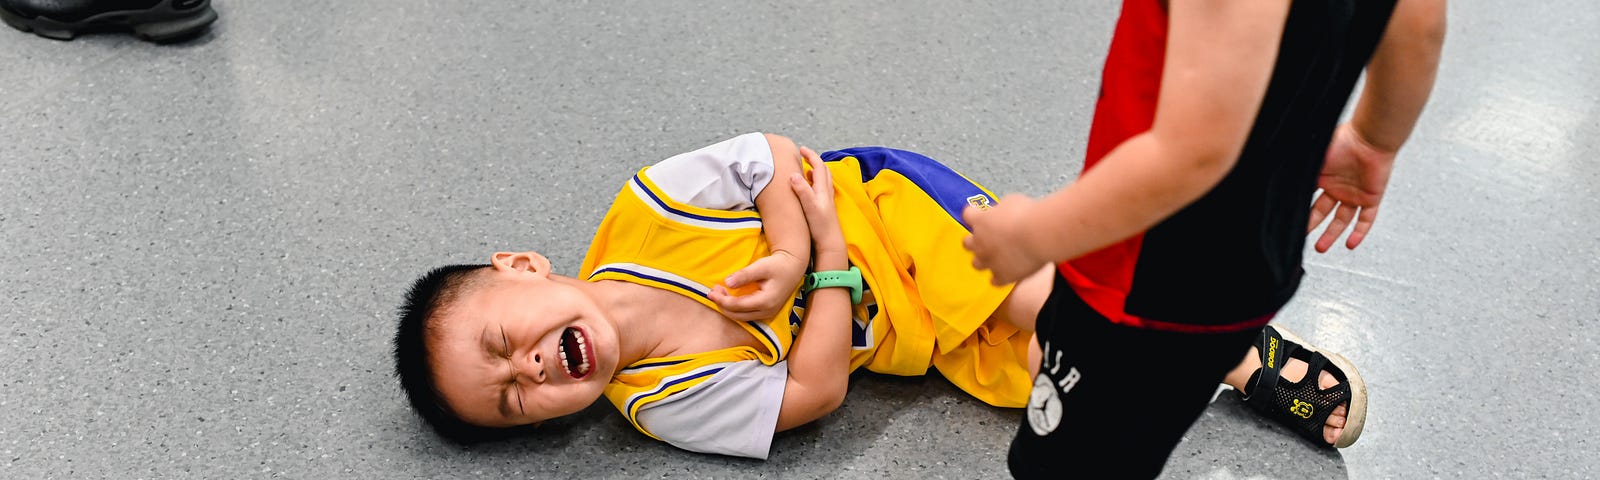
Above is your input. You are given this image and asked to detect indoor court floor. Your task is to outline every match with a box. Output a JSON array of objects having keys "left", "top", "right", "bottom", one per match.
[{"left": 1, "top": 1, "right": 1595, "bottom": 478}]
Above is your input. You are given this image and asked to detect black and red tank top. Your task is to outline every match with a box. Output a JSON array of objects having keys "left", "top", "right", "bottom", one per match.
[{"left": 1058, "top": 0, "right": 1397, "bottom": 332}]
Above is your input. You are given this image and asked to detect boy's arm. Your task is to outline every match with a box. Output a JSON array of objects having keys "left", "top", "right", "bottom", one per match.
[
  {"left": 773, "top": 150, "right": 854, "bottom": 431},
  {"left": 1349, "top": 0, "right": 1446, "bottom": 153},
  {"left": 963, "top": 0, "right": 1292, "bottom": 284},
  {"left": 710, "top": 134, "right": 813, "bottom": 322},
  {"left": 1309, "top": 0, "right": 1446, "bottom": 251}
]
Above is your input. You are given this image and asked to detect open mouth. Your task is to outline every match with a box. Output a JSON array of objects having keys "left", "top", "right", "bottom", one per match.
[{"left": 557, "top": 326, "right": 593, "bottom": 379}]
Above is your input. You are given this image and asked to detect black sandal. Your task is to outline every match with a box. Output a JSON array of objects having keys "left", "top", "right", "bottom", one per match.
[{"left": 1239, "top": 325, "right": 1368, "bottom": 448}]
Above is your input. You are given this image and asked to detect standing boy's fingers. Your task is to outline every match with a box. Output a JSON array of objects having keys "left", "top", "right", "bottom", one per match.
[
  {"left": 965, "top": 237, "right": 992, "bottom": 271},
  {"left": 1345, "top": 206, "right": 1379, "bottom": 249},
  {"left": 1314, "top": 203, "right": 1356, "bottom": 253},
  {"left": 1307, "top": 192, "right": 1336, "bottom": 233},
  {"left": 963, "top": 204, "right": 987, "bottom": 229}
]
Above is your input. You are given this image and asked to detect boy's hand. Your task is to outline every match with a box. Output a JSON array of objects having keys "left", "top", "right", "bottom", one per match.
[
  {"left": 1309, "top": 123, "right": 1396, "bottom": 252},
  {"left": 963, "top": 194, "right": 1047, "bottom": 285},
  {"left": 712, "top": 147, "right": 845, "bottom": 322},
  {"left": 711, "top": 250, "right": 807, "bottom": 322},
  {"left": 788, "top": 147, "right": 846, "bottom": 258}
]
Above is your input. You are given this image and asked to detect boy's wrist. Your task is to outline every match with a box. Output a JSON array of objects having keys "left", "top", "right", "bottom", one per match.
[
  {"left": 772, "top": 248, "right": 810, "bottom": 270},
  {"left": 812, "top": 249, "right": 848, "bottom": 271}
]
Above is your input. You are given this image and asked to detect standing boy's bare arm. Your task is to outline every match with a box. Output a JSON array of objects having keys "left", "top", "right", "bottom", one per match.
[
  {"left": 963, "top": 0, "right": 1291, "bottom": 284},
  {"left": 1309, "top": 0, "right": 1446, "bottom": 251},
  {"left": 1351, "top": 0, "right": 1446, "bottom": 153}
]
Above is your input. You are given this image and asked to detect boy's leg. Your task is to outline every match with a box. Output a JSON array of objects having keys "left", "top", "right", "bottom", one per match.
[
  {"left": 994, "top": 265, "right": 1053, "bottom": 379},
  {"left": 1008, "top": 272, "right": 1259, "bottom": 480},
  {"left": 1221, "top": 325, "right": 1366, "bottom": 447},
  {"left": 992, "top": 265, "right": 1055, "bottom": 333},
  {"left": 923, "top": 265, "right": 1055, "bottom": 407}
]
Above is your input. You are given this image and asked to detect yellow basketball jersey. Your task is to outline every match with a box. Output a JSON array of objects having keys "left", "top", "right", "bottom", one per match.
[
  {"left": 580, "top": 170, "right": 797, "bottom": 439},
  {"left": 585, "top": 143, "right": 1034, "bottom": 443}
]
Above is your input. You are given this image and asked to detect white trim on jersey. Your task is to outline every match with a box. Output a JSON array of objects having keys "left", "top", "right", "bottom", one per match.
[
  {"left": 626, "top": 178, "right": 764, "bottom": 231},
  {"left": 747, "top": 320, "right": 783, "bottom": 358},
  {"left": 620, "top": 358, "right": 694, "bottom": 375},
  {"left": 622, "top": 363, "right": 733, "bottom": 418},
  {"left": 588, "top": 262, "right": 712, "bottom": 298}
]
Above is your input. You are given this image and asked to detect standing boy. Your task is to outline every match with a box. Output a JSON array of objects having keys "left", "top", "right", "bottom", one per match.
[{"left": 962, "top": 0, "right": 1446, "bottom": 478}]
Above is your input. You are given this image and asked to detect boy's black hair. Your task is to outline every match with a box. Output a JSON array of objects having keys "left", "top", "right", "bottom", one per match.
[{"left": 393, "top": 264, "right": 533, "bottom": 443}]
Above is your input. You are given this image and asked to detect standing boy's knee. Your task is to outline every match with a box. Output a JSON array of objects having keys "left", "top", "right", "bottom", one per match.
[{"left": 995, "top": 266, "right": 1056, "bottom": 332}]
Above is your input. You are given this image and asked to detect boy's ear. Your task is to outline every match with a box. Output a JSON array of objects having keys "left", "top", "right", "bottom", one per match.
[{"left": 490, "top": 251, "right": 552, "bottom": 278}]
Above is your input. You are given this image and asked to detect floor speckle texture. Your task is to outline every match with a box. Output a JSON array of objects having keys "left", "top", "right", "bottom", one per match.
[{"left": 2, "top": 1, "right": 1595, "bottom": 478}]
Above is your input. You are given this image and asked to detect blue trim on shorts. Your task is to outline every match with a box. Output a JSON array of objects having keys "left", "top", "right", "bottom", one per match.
[{"left": 820, "top": 147, "right": 993, "bottom": 230}]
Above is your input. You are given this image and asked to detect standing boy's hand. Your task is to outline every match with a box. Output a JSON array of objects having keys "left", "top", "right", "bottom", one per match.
[
  {"left": 963, "top": 194, "right": 1048, "bottom": 285},
  {"left": 1309, "top": 123, "right": 1397, "bottom": 252}
]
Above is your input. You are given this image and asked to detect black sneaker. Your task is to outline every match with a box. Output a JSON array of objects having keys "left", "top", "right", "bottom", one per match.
[{"left": 0, "top": 0, "right": 216, "bottom": 42}]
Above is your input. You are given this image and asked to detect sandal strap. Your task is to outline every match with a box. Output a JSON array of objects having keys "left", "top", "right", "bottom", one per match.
[
  {"left": 1241, "top": 326, "right": 1352, "bottom": 447},
  {"left": 1241, "top": 326, "right": 1295, "bottom": 400}
]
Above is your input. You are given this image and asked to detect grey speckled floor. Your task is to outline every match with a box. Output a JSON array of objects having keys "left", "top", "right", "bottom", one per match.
[{"left": 2, "top": 1, "right": 1596, "bottom": 479}]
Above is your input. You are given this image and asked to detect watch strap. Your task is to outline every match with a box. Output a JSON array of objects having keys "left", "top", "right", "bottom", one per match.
[{"left": 802, "top": 266, "right": 863, "bottom": 304}]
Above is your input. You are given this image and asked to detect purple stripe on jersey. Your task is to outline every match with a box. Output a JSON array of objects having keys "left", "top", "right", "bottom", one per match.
[
  {"left": 625, "top": 366, "right": 725, "bottom": 417},
  {"left": 632, "top": 176, "right": 763, "bottom": 224},
  {"left": 591, "top": 267, "right": 708, "bottom": 299}
]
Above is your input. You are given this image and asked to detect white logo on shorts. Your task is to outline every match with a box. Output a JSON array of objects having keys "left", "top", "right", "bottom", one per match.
[
  {"left": 1027, "top": 374, "right": 1063, "bottom": 436},
  {"left": 1028, "top": 341, "right": 1082, "bottom": 436}
]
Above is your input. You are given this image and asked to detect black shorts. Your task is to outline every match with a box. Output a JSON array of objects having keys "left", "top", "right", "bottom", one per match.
[{"left": 1008, "top": 272, "right": 1263, "bottom": 480}]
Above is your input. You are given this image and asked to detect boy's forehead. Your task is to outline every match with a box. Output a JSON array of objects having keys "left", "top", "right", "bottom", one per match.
[
  {"left": 428, "top": 291, "right": 496, "bottom": 352},
  {"left": 434, "top": 280, "right": 518, "bottom": 342},
  {"left": 455, "top": 280, "right": 516, "bottom": 317}
]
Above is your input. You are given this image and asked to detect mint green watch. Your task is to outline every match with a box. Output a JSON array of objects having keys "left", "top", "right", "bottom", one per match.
[{"left": 801, "top": 266, "right": 863, "bottom": 304}]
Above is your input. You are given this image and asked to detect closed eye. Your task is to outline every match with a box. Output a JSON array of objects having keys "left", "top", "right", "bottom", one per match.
[
  {"left": 501, "top": 326, "right": 525, "bottom": 415},
  {"left": 513, "top": 384, "right": 526, "bottom": 416},
  {"left": 500, "top": 326, "right": 513, "bottom": 359}
]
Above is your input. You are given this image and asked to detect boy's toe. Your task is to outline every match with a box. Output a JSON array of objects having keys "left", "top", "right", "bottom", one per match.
[
  {"left": 1325, "top": 426, "right": 1344, "bottom": 445},
  {"left": 1324, "top": 404, "right": 1348, "bottom": 444}
]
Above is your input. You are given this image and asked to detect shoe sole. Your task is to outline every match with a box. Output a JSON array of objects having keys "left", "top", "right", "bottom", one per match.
[
  {"left": 1273, "top": 326, "right": 1368, "bottom": 448},
  {"left": 0, "top": 0, "right": 216, "bottom": 43}
]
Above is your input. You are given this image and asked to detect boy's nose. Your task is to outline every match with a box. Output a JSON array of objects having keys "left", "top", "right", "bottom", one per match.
[{"left": 518, "top": 351, "right": 547, "bottom": 383}]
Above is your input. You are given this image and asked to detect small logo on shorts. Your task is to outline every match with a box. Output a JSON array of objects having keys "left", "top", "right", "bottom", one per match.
[
  {"left": 966, "top": 194, "right": 993, "bottom": 211},
  {"left": 1027, "top": 375, "right": 1064, "bottom": 435},
  {"left": 1028, "top": 341, "right": 1081, "bottom": 436}
]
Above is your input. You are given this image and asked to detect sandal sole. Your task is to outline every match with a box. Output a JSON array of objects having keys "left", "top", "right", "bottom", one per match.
[{"left": 1273, "top": 326, "right": 1368, "bottom": 448}]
